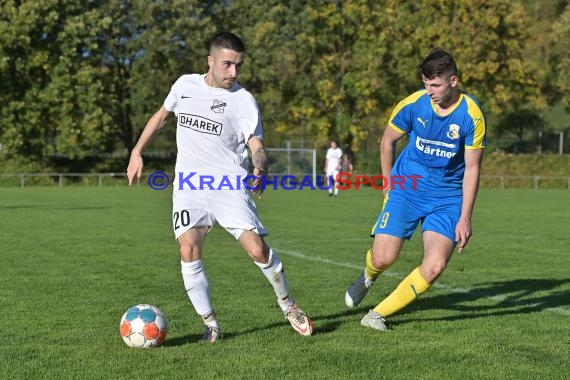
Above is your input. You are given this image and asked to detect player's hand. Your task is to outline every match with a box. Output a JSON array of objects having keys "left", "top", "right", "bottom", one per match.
[
  {"left": 126, "top": 152, "right": 144, "bottom": 186},
  {"left": 252, "top": 167, "right": 265, "bottom": 199},
  {"left": 455, "top": 217, "right": 472, "bottom": 253}
]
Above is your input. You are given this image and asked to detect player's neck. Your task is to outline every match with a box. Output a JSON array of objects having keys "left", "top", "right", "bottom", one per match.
[
  {"left": 204, "top": 73, "right": 214, "bottom": 87},
  {"left": 435, "top": 91, "right": 461, "bottom": 116}
]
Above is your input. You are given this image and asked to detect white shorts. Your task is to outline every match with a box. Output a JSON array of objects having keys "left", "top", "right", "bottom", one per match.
[
  {"left": 172, "top": 189, "right": 267, "bottom": 240},
  {"left": 326, "top": 170, "right": 340, "bottom": 180}
]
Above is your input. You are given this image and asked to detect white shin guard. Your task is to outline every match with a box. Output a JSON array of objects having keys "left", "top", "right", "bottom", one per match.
[
  {"left": 255, "top": 248, "right": 294, "bottom": 310},
  {"left": 181, "top": 260, "right": 213, "bottom": 317}
]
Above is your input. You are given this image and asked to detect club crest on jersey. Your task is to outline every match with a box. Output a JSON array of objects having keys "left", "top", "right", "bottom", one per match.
[
  {"left": 447, "top": 124, "right": 460, "bottom": 140},
  {"left": 211, "top": 99, "right": 226, "bottom": 114}
]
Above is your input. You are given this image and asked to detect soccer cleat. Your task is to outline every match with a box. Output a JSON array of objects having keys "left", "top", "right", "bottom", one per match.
[
  {"left": 284, "top": 304, "right": 313, "bottom": 336},
  {"left": 360, "top": 310, "right": 388, "bottom": 331},
  {"left": 199, "top": 325, "right": 222, "bottom": 343},
  {"left": 345, "top": 271, "right": 374, "bottom": 308}
]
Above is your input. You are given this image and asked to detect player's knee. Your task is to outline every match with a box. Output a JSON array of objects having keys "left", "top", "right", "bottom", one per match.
[
  {"left": 248, "top": 245, "right": 268, "bottom": 264},
  {"left": 370, "top": 250, "right": 396, "bottom": 270},
  {"left": 421, "top": 262, "right": 447, "bottom": 282},
  {"left": 179, "top": 243, "right": 202, "bottom": 261}
]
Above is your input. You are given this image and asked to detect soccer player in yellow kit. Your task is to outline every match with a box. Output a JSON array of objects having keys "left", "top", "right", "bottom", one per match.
[{"left": 345, "top": 49, "right": 486, "bottom": 331}]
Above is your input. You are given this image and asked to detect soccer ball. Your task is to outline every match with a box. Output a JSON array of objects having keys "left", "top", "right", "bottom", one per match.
[{"left": 119, "top": 304, "right": 168, "bottom": 348}]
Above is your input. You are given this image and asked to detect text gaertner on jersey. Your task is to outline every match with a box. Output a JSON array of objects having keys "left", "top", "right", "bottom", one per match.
[{"left": 179, "top": 113, "right": 222, "bottom": 135}]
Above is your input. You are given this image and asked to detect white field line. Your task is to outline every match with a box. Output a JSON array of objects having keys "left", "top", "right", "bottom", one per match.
[{"left": 279, "top": 248, "right": 570, "bottom": 317}]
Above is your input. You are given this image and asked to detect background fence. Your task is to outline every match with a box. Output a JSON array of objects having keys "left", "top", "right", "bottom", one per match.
[
  {"left": 0, "top": 173, "right": 130, "bottom": 188},
  {"left": 1, "top": 173, "right": 570, "bottom": 190}
]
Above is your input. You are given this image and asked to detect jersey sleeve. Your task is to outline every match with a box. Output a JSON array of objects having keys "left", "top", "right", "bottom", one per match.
[
  {"left": 388, "top": 90, "right": 425, "bottom": 134},
  {"left": 238, "top": 93, "right": 263, "bottom": 141},
  {"left": 463, "top": 95, "right": 487, "bottom": 149},
  {"left": 163, "top": 76, "right": 182, "bottom": 113}
]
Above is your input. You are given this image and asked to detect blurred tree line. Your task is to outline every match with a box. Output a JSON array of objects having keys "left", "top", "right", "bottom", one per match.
[{"left": 0, "top": 0, "right": 568, "bottom": 173}]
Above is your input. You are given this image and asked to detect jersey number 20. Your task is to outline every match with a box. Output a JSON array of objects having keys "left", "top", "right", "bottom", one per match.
[{"left": 173, "top": 210, "right": 191, "bottom": 230}]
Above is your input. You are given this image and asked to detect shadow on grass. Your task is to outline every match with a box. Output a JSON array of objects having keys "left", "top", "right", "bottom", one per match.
[
  {"left": 162, "top": 306, "right": 368, "bottom": 346},
  {"left": 162, "top": 324, "right": 298, "bottom": 346},
  {"left": 395, "top": 277, "right": 570, "bottom": 325},
  {"left": 161, "top": 278, "right": 570, "bottom": 345},
  {"left": 163, "top": 333, "right": 203, "bottom": 347},
  {"left": 311, "top": 306, "right": 370, "bottom": 334}
]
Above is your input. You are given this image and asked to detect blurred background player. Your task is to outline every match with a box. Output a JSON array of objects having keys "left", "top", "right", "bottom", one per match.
[
  {"left": 324, "top": 140, "right": 342, "bottom": 196},
  {"left": 344, "top": 49, "right": 486, "bottom": 331},
  {"left": 339, "top": 154, "right": 354, "bottom": 175},
  {"left": 127, "top": 31, "right": 313, "bottom": 342}
]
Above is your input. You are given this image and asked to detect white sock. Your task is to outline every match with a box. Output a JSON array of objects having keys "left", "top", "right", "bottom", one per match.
[
  {"left": 181, "top": 260, "right": 214, "bottom": 318},
  {"left": 255, "top": 248, "right": 294, "bottom": 312},
  {"left": 202, "top": 310, "right": 219, "bottom": 329}
]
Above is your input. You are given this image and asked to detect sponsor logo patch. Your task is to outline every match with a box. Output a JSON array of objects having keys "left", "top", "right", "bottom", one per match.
[
  {"left": 179, "top": 113, "right": 222, "bottom": 135},
  {"left": 415, "top": 137, "right": 456, "bottom": 158}
]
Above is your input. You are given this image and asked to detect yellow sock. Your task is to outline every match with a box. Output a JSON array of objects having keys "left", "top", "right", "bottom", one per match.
[
  {"left": 373, "top": 267, "right": 431, "bottom": 317},
  {"left": 365, "top": 249, "right": 384, "bottom": 281}
]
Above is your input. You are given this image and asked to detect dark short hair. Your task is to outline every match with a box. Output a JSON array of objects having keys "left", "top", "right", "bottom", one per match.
[
  {"left": 420, "top": 49, "right": 458, "bottom": 79},
  {"left": 210, "top": 32, "right": 245, "bottom": 53}
]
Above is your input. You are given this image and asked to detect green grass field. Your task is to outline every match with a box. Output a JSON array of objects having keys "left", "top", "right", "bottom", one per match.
[{"left": 1, "top": 186, "right": 569, "bottom": 379}]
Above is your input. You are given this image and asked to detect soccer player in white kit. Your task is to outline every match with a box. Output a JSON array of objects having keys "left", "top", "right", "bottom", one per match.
[
  {"left": 324, "top": 141, "right": 343, "bottom": 196},
  {"left": 126, "top": 32, "right": 313, "bottom": 342}
]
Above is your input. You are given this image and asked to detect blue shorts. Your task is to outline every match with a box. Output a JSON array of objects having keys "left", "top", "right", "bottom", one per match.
[{"left": 371, "top": 189, "right": 461, "bottom": 242}]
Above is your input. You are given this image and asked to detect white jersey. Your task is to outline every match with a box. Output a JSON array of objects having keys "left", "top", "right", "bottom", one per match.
[
  {"left": 164, "top": 74, "right": 262, "bottom": 183},
  {"left": 164, "top": 74, "right": 267, "bottom": 239},
  {"left": 325, "top": 147, "right": 343, "bottom": 173}
]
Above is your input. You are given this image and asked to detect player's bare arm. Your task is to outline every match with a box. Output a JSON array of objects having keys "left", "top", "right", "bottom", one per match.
[
  {"left": 455, "top": 148, "right": 484, "bottom": 252},
  {"left": 380, "top": 125, "right": 405, "bottom": 195},
  {"left": 127, "top": 106, "right": 171, "bottom": 186},
  {"left": 248, "top": 135, "right": 268, "bottom": 198}
]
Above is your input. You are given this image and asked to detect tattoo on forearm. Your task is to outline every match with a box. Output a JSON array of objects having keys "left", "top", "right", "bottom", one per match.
[{"left": 252, "top": 147, "right": 269, "bottom": 172}]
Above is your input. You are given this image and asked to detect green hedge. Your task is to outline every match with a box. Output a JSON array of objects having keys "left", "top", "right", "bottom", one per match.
[{"left": 482, "top": 152, "right": 570, "bottom": 176}]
